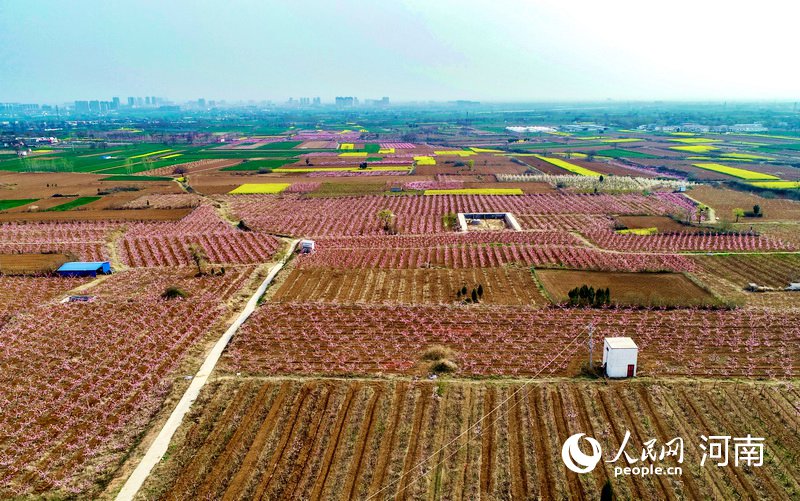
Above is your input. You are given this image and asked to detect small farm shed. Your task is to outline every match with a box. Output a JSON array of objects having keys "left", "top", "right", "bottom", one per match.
[
  {"left": 299, "top": 239, "right": 316, "bottom": 254},
  {"left": 602, "top": 337, "right": 638, "bottom": 378},
  {"left": 56, "top": 261, "right": 111, "bottom": 277}
]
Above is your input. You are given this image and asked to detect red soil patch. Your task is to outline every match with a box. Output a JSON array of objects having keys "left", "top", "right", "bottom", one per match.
[{"left": 535, "top": 269, "right": 717, "bottom": 307}]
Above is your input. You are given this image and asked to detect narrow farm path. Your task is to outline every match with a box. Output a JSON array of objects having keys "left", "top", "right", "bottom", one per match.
[
  {"left": 114, "top": 239, "right": 299, "bottom": 501},
  {"left": 684, "top": 193, "right": 717, "bottom": 223}
]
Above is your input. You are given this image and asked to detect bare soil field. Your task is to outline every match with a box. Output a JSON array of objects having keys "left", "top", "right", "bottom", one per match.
[
  {"left": 272, "top": 267, "right": 546, "bottom": 305},
  {"left": 0, "top": 208, "right": 192, "bottom": 223},
  {"left": 692, "top": 253, "right": 800, "bottom": 308},
  {"left": 535, "top": 269, "right": 718, "bottom": 307},
  {"left": 696, "top": 253, "right": 800, "bottom": 289},
  {"left": 615, "top": 215, "right": 707, "bottom": 233},
  {"left": 0, "top": 171, "right": 180, "bottom": 200},
  {"left": 689, "top": 185, "right": 800, "bottom": 222},
  {"left": 0, "top": 253, "right": 68, "bottom": 274},
  {"left": 138, "top": 378, "right": 800, "bottom": 501},
  {"left": 143, "top": 158, "right": 243, "bottom": 176}
]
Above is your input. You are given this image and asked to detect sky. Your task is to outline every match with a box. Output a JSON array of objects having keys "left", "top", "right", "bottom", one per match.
[{"left": 1, "top": 0, "right": 798, "bottom": 103}]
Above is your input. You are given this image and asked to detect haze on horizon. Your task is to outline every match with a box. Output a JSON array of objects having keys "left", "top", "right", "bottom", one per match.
[{"left": 1, "top": 0, "right": 798, "bottom": 104}]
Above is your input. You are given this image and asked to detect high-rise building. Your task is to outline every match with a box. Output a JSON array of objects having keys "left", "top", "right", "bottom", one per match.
[
  {"left": 198, "top": 98, "right": 206, "bottom": 108},
  {"left": 74, "top": 101, "right": 90, "bottom": 113},
  {"left": 88, "top": 100, "right": 100, "bottom": 113},
  {"left": 112, "top": 97, "right": 120, "bottom": 110},
  {"left": 127, "top": 97, "right": 135, "bottom": 107},
  {"left": 335, "top": 96, "right": 356, "bottom": 107},
  {"left": 151, "top": 96, "right": 157, "bottom": 106},
  {"left": 313, "top": 97, "right": 321, "bottom": 105},
  {"left": 136, "top": 97, "right": 144, "bottom": 107},
  {"left": 145, "top": 96, "right": 151, "bottom": 106},
  {"left": 299, "top": 97, "right": 310, "bottom": 106}
]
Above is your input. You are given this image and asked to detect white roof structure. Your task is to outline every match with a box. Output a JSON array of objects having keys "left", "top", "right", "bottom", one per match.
[{"left": 604, "top": 337, "right": 638, "bottom": 349}]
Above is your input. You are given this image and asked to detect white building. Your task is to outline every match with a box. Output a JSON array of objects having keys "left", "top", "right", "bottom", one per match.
[
  {"left": 299, "top": 239, "right": 315, "bottom": 253},
  {"left": 602, "top": 337, "right": 638, "bottom": 378}
]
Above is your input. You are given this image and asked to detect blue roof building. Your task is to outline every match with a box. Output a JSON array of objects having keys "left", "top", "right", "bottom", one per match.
[{"left": 56, "top": 261, "right": 111, "bottom": 277}]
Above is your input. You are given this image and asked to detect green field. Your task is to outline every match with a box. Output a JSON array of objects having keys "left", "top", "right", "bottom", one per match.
[
  {"left": 509, "top": 141, "right": 604, "bottom": 150},
  {"left": 0, "top": 199, "right": 38, "bottom": 210},
  {"left": 256, "top": 141, "right": 302, "bottom": 150},
  {"left": 759, "top": 143, "right": 800, "bottom": 152},
  {"left": 220, "top": 158, "right": 297, "bottom": 171},
  {"left": 364, "top": 143, "right": 380, "bottom": 153},
  {"left": 0, "top": 144, "right": 192, "bottom": 174},
  {"left": 595, "top": 148, "right": 658, "bottom": 159},
  {"left": 45, "top": 197, "right": 102, "bottom": 211}
]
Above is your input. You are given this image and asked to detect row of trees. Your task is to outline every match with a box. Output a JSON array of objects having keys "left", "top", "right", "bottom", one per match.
[
  {"left": 456, "top": 284, "right": 484, "bottom": 303},
  {"left": 732, "top": 204, "right": 763, "bottom": 222},
  {"left": 567, "top": 285, "right": 611, "bottom": 307}
]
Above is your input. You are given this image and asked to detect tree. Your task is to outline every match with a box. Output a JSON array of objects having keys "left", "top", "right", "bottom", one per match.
[
  {"left": 477, "top": 284, "right": 483, "bottom": 298},
  {"left": 752, "top": 204, "right": 762, "bottom": 217},
  {"left": 471, "top": 288, "right": 478, "bottom": 303},
  {"left": 161, "top": 286, "right": 187, "bottom": 299},
  {"left": 442, "top": 212, "right": 458, "bottom": 230},
  {"left": 377, "top": 209, "right": 396, "bottom": 233},
  {"left": 733, "top": 208, "right": 745, "bottom": 222},
  {"left": 467, "top": 159, "right": 475, "bottom": 171},
  {"left": 188, "top": 243, "right": 209, "bottom": 276},
  {"left": 696, "top": 204, "right": 709, "bottom": 224},
  {"left": 600, "top": 480, "right": 614, "bottom": 501},
  {"left": 359, "top": 162, "right": 368, "bottom": 170},
  {"left": 599, "top": 175, "right": 604, "bottom": 183}
]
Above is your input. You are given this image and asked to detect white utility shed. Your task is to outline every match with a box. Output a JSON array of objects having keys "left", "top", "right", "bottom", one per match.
[
  {"left": 299, "top": 239, "right": 316, "bottom": 253},
  {"left": 602, "top": 337, "right": 638, "bottom": 378}
]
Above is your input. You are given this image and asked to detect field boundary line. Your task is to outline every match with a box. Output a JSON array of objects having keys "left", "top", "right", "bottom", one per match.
[{"left": 114, "top": 239, "right": 299, "bottom": 501}]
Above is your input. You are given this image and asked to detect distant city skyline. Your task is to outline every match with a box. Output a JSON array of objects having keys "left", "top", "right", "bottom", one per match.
[{"left": 1, "top": 0, "right": 798, "bottom": 103}]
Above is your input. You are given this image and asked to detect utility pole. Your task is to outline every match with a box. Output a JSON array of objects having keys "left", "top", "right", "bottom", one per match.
[{"left": 588, "top": 322, "right": 594, "bottom": 370}]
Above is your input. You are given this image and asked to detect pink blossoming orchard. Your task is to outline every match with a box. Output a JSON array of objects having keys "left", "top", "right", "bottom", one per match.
[{"left": 0, "top": 125, "right": 799, "bottom": 500}]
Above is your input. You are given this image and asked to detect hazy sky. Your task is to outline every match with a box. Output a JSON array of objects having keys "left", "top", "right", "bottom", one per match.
[{"left": 1, "top": 0, "right": 798, "bottom": 103}]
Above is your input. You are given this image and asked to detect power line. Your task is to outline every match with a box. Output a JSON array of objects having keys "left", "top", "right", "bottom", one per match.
[{"left": 367, "top": 326, "right": 589, "bottom": 500}]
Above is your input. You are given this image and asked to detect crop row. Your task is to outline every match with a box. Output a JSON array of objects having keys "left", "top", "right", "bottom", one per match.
[
  {"left": 309, "top": 231, "right": 584, "bottom": 249},
  {"left": 296, "top": 244, "right": 697, "bottom": 272},
  {"left": 585, "top": 231, "right": 795, "bottom": 252},
  {"left": 120, "top": 233, "right": 282, "bottom": 267},
  {"left": 227, "top": 193, "right": 690, "bottom": 236},
  {"left": 142, "top": 378, "right": 800, "bottom": 500},
  {"left": 0, "top": 276, "right": 87, "bottom": 327},
  {"left": 0, "top": 287, "right": 233, "bottom": 497},
  {"left": 223, "top": 303, "right": 797, "bottom": 378},
  {"left": 0, "top": 242, "right": 108, "bottom": 261}
]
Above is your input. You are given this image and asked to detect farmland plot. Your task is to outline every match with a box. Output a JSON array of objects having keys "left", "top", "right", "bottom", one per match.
[
  {"left": 296, "top": 243, "right": 698, "bottom": 273},
  {"left": 222, "top": 303, "right": 799, "bottom": 378},
  {"left": 0, "top": 268, "right": 259, "bottom": 498},
  {"left": 535, "top": 269, "right": 718, "bottom": 307},
  {"left": 138, "top": 378, "right": 800, "bottom": 500},
  {"left": 228, "top": 193, "right": 691, "bottom": 237},
  {"left": 273, "top": 267, "right": 546, "bottom": 305}
]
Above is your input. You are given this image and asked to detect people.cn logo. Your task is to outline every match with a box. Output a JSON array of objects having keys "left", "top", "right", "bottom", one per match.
[{"left": 561, "top": 433, "right": 603, "bottom": 473}]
